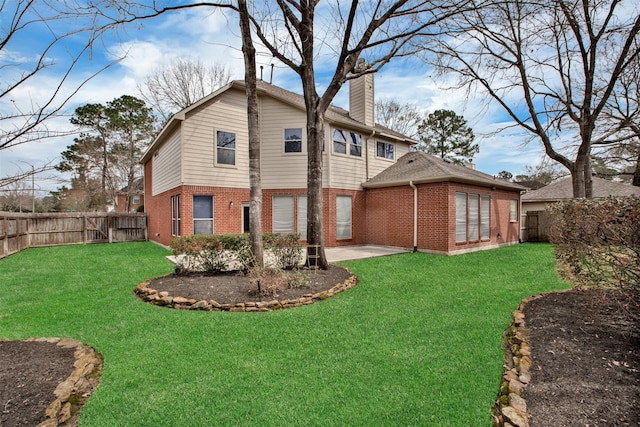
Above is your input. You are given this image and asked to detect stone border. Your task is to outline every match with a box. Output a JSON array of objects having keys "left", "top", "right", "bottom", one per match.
[
  {"left": 134, "top": 274, "right": 358, "bottom": 312},
  {"left": 491, "top": 292, "right": 566, "bottom": 427},
  {"left": 0, "top": 337, "right": 103, "bottom": 427}
]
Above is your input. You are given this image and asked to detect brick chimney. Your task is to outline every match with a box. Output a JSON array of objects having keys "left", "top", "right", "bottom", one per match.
[{"left": 349, "top": 59, "right": 375, "bottom": 126}]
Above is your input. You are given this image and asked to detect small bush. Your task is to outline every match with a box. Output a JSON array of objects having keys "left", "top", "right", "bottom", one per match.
[
  {"left": 548, "top": 196, "right": 640, "bottom": 290},
  {"left": 170, "top": 234, "right": 251, "bottom": 274},
  {"left": 247, "top": 265, "right": 310, "bottom": 297},
  {"left": 264, "top": 233, "right": 303, "bottom": 269}
]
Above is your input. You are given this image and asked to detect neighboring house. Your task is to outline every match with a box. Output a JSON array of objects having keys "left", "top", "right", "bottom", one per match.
[
  {"left": 116, "top": 178, "right": 144, "bottom": 212},
  {"left": 141, "top": 77, "right": 524, "bottom": 255},
  {"left": 521, "top": 176, "right": 640, "bottom": 241}
]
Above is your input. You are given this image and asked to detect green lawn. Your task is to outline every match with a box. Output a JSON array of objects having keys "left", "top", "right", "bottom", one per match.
[{"left": 0, "top": 242, "right": 568, "bottom": 426}]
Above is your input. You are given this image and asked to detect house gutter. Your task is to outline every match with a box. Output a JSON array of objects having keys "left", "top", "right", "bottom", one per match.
[{"left": 409, "top": 180, "right": 418, "bottom": 252}]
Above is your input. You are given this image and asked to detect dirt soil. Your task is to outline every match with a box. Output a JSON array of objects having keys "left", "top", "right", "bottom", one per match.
[
  {"left": 2, "top": 269, "right": 638, "bottom": 427},
  {"left": 522, "top": 289, "right": 639, "bottom": 426},
  {"left": 147, "top": 265, "right": 353, "bottom": 303},
  {"left": 0, "top": 341, "right": 77, "bottom": 427}
]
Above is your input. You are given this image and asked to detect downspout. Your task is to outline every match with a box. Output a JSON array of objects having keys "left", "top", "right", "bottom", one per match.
[
  {"left": 366, "top": 129, "right": 375, "bottom": 180},
  {"left": 409, "top": 180, "right": 418, "bottom": 252}
]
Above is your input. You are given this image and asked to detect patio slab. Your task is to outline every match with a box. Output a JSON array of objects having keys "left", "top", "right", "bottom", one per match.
[{"left": 325, "top": 245, "right": 409, "bottom": 262}]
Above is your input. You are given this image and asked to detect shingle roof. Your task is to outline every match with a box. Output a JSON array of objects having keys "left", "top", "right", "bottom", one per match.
[
  {"left": 521, "top": 176, "right": 640, "bottom": 202},
  {"left": 362, "top": 151, "right": 526, "bottom": 191},
  {"left": 251, "top": 80, "right": 413, "bottom": 142}
]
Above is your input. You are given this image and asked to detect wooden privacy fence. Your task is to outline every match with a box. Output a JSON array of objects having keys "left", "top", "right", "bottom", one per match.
[{"left": 0, "top": 212, "right": 148, "bottom": 259}]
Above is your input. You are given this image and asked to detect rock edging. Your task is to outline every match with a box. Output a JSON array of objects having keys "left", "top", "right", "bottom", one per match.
[
  {"left": 1, "top": 337, "right": 103, "bottom": 427},
  {"left": 134, "top": 275, "right": 358, "bottom": 312},
  {"left": 491, "top": 294, "right": 546, "bottom": 427}
]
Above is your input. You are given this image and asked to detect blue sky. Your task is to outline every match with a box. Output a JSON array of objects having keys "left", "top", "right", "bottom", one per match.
[{"left": 1, "top": 4, "right": 546, "bottom": 193}]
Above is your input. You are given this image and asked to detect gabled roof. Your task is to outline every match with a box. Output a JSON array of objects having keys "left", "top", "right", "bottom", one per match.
[
  {"left": 141, "top": 79, "right": 415, "bottom": 163},
  {"left": 522, "top": 176, "right": 640, "bottom": 202},
  {"left": 118, "top": 177, "right": 143, "bottom": 193},
  {"left": 362, "top": 151, "right": 525, "bottom": 191}
]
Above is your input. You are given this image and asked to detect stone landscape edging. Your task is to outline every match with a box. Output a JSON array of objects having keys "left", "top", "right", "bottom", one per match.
[
  {"left": 491, "top": 290, "right": 570, "bottom": 427},
  {"left": 0, "top": 337, "right": 103, "bottom": 427},
  {"left": 134, "top": 274, "right": 358, "bottom": 312}
]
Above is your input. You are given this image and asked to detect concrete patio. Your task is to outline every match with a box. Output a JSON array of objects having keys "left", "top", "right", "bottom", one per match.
[{"left": 325, "top": 245, "right": 409, "bottom": 262}]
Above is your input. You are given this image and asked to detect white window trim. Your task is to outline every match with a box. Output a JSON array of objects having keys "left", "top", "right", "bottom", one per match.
[
  {"left": 215, "top": 129, "right": 237, "bottom": 167},
  {"left": 193, "top": 195, "right": 214, "bottom": 235},
  {"left": 336, "top": 195, "right": 353, "bottom": 240},
  {"left": 376, "top": 141, "right": 395, "bottom": 161},
  {"left": 283, "top": 127, "right": 304, "bottom": 155}
]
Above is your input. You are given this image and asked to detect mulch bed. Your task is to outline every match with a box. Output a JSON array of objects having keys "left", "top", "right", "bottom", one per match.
[
  {"left": 147, "top": 265, "right": 353, "bottom": 304},
  {"left": 522, "top": 289, "right": 639, "bottom": 426},
  {"left": 0, "top": 341, "right": 77, "bottom": 427},
  {"left": 2, "top": 269, "right": 638, "bottom": 426}
]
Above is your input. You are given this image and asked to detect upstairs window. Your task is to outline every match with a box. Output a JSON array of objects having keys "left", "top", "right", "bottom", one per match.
[
  {"left": 333, "top": 128, "right": 362, "bottom": 157},
  {"left": 216, "top": 130, "right": 236, "bottom": 165},
  {"left": 376, "top": 141, "right": 394, "bottom": 160},
  {"left": 284, "top": 128, "right": 303, "bottom": 153},
  {"left": 350, "top": 132, "right": 362, "bottom": 157},
  {"left": 333, "top": 129, "right": 347, "bottom": 154}
]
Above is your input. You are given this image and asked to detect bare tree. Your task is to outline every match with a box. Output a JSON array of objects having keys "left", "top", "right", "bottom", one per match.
[
  {"left": 591, "top": 44, "right": 640, "bottom": 186},
  {"left": 375, "top": 98, "right": 423, "bottom": 138},
  {"left": 137, "top": 58, "right": 232, "bottom": 123},
  {"left": 238, "top": 0, "right": 264, "bottom": 267},
  {"left": 243, "top": 1, "right": 468, "bottom": 268},
  {"left": 430, "top": 0, "right": 640, "bottom": 197},
  {"left": 1, "top": 1, "right": 116, "bottom": 152},
  {"left": 86, "top": 1, "right": 468, "bottom": 268}
]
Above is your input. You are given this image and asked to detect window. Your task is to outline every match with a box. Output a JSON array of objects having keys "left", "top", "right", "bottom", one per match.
[
  {"left": 510, "top": 200, "right": 518, "bottom": 222},
  {"left": 297, "top": 195, "right": 307, "bottom": 240},
  {"left": 171, "top": 195, "right": 181, "bottom": 236},
  {"left": 481, "top": 195, "right": 490, "bottom": 240},
  {"left": 333, "top": 128, "right": 362, "bottom": 157},
  {"left": 455, "top": 192, "right": 467, "bottom": 243},
  {"left": 132, "top": 195, "right": 140, "bottom": 205},
  {"left": 193, "top": 195, "right": 213, "bottom": 234},
  {"left": 469, "top": 194, "right": 480, "bottom": 241},
  {"left": 376, "top": 141, "right": 394, "bottom": 160},
  {"left": 457, "top": 192, "right": 492, "bottom": 243},
  {"left": 284, "top": 128, "right": 302, "bottom": 153},
  {"left": 272, "top": 196, "right": 294, "bottom": 233},
  {"left": 333, "top": 129, "right": 347, "bottom": 154},
  {"left": 242, "top": 204, "right": 250, "bottom": 233},
  {"left": 216, "top": 130, "right": 236, "bottom": 165},
  {"left": 350, "top": 132, "right": 362, "bottom": 157},
  {"left": 336, "top": 195, "right": 352, "bottom": 239}
]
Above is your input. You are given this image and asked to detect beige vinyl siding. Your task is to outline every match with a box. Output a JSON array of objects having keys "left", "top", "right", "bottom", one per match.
[
  {"left": 181, "top": 89, "right": 249, "bottom": 188},
  {"left": 151, "top": 127, "right": 182, "bottom": 196},
  {"left": 261, "top": 97, "right": 311, "bottom": 189},
  {"left": 328, "top": 127, "right": 367, "bottom": 190},
  {"left": 366, "top": 137, "right": 411, "bottom": 180}
]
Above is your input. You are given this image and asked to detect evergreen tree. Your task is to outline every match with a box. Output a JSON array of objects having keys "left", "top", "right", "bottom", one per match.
[{"left": 415, "top": 109, "right": 478, "bottom": 165}]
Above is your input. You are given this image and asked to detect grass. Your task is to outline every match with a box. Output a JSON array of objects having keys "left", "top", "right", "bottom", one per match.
[{"left": 0, "top": 242, "right": 568, "bottom": 426}]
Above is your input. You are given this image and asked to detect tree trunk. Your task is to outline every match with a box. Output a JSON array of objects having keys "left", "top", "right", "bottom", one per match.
[
  {"left": 633, "top": 150, "right": 640, "bottom": 187},
  {"left": 300, "top": 78, "right": 328, "bottom": 269},
  {"left": 306, "top": 108, "right": 328, "bottom": 269},
  {"left": 239, "top": 0, "right": 263, "bottom": 267}
]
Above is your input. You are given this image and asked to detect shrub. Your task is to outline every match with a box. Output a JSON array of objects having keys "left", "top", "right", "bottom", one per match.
[
  {"left": 263, "top": 233, "right": 303, "bottom": 269},
  {"left": 170, "top": 234, "right": 251, "bottom": 274},
  {"left": 547, "top": 196, "right": 640, "bottom": 290},
  {"left": 247, "top": 266, "right": 310, "bottom": 298}
]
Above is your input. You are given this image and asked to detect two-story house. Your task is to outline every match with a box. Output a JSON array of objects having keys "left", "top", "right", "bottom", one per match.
[{"left": 141, "top": 75, "right": 524, "bottom": 255}]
